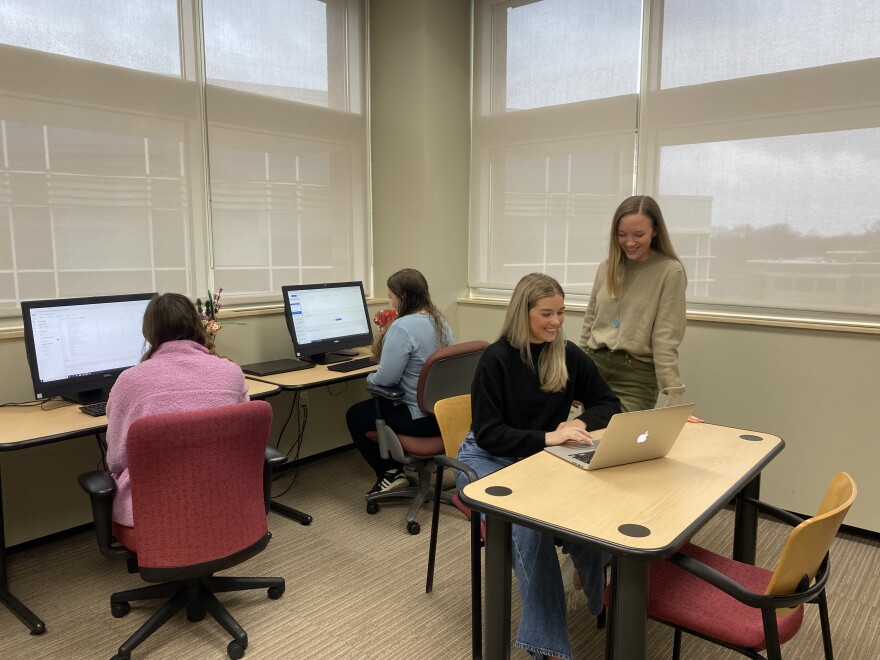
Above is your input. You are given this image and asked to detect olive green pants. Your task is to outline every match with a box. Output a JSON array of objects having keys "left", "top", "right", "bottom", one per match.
[{"left": 586, "top": 347, "right": 659, "bottom": 413}]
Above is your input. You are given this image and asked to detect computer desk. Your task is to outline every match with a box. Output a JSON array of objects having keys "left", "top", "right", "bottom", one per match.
[
  {"left": 244, "top": 346, "right": 378, "bottom": 524},
  {"left": 0, "top": 378, "right": 280, "bottom": 635},
  {"left": 459, "top": 422, "right": 785, "bottom": 660}
]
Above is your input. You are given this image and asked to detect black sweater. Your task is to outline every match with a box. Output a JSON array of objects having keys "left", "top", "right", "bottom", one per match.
[{"left": 471, "top": 339, "right": 621, "bottom": 458}]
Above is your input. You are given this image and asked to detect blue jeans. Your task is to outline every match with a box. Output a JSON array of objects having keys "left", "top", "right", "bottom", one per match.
[{"left": 456, "top": 434, "right": 608, "bottom": 660}]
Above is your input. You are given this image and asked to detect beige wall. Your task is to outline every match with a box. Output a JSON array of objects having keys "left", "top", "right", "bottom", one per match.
[
  {"left": 369, "top": 0, "right": 472, "bottom": 329},
  {"left": 2, "top": 0, "right": 878, "bottom": 546}
]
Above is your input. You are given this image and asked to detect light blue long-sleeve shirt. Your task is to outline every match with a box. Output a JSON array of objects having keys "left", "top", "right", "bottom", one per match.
[{"left": 366, "top": 312, "right": 453, "bottom": 419}]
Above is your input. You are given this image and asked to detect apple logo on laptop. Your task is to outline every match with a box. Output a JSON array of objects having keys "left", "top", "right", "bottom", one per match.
[{"left": 637, "top": 431, "right": 649, "bottom": 444}]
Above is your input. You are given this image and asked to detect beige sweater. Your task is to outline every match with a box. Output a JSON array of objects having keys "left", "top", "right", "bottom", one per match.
[{"left": 578, "top": 253, "right": 687, "bottom": 405}]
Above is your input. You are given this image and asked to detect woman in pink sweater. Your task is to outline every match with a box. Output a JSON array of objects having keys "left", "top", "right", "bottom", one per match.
[{"left": 105, "top": 293, "right": 248, "bottom": 527}]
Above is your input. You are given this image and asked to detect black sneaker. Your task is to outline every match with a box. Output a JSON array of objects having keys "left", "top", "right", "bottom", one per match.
[{"left": 367, "top": 470, "right": 408, "bottom": 495}]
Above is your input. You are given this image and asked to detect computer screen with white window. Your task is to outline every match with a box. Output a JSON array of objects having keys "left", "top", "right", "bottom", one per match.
[
  {"left": 21, "top": 293, "right": 154, "bottom": 404},
  {"left": 281, "top": 282, "right": 372, "bottom": 364}
]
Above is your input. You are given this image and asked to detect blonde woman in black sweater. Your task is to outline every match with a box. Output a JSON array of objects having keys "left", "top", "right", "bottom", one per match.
[{"left": 457, "top": 273, "right": 620, "bottom": 660}]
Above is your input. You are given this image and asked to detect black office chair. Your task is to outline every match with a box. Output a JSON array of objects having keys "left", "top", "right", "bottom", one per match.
[{"left": 363, "top": 340, "right": 488, "bottom": 535}]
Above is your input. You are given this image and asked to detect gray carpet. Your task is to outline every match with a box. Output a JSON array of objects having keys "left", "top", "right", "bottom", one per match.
[{"left": 1, "top": 449, "right": 877, "bottom": 659}]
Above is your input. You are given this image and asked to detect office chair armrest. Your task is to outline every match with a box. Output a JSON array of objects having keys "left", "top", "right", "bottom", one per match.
[
  {"left": 434, "top": 455, "right": 478, "bottom": 484},
  {"left": 736, "top": 496, "right": 807, "bottom": 528},
  {"left": 78, "top": 470, "right": 117, "bottom": 498},
  {"left": 366, "top": 383, "right": 405, "bottom": 400},
  {"left": 265, "top": 446, "right": 288, "bottom": 468},
  {"left": 667, "top": 550, "right": 829, "bottom": 609},
  {"left": 77, "top": 470, "right": 131, "bottom": 561}
]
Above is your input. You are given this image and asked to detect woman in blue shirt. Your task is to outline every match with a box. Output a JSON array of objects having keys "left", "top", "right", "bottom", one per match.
[{"left": 346, "top": 268, "right": 453, "bottom": 494}]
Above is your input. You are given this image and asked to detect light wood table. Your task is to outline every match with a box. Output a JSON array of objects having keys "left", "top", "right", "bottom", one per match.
[
  {"left": 238, "top": 347, "right": 377, "bottom": 524},
  {"left": 0, "top": 377, "right": 279, "bottom": 634},
  {"left": 460, "top": 422, "right": 784, "bottom": 660},
  {"left": 244, "top": 346, "right": 377, "bottom": 390}
]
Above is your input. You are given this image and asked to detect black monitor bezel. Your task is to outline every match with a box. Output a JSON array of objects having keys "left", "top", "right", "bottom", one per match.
[
  {"left": 20, "top": 292, "right": 155, "bottom": 404},
  {"left": 280, "top": 281, "right": 373, "bottom": 364}
]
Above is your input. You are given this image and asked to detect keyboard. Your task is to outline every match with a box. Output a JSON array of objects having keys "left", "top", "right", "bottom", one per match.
[
  {"left": 327, "top": 357, "right": 378, "bottom": 373},
  {"left": 79, "top": 401, "right": 108, "bottom": 417},
  {"left": 569, "top": 450, "right": 596, "bottom": 465}
]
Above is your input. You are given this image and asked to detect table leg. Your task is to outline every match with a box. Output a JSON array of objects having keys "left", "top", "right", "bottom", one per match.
[
  {"left": 483, "top": 515, "right": 512, "bottom": 660},
  {"left": 607, "top": 555, "right": 648, "bottom": 660},
  {"left": 733, "top": 474, "right": 760, "bottom": 564},
  {"left": 0, "top": 466, "right": 46, "bottom": 635},
  {"left": 268, "top": 501, "right": 313, "bottom": 525}
]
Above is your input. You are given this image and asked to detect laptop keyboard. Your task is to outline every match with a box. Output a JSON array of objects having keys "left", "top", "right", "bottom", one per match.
[
  {"left": 326, "top": 356, "right": 378, "bottom": 373},
  {"left": 570, "top": 450, "right": 596, "bottom": 464}
]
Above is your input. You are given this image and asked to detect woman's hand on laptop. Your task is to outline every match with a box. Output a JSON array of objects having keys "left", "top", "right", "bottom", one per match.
[
  {"left": 687, "top": 414, "right": 704, "bottom": 423},
  {"left": 546, "top": 420, "right": 595, "bottom": 447}
]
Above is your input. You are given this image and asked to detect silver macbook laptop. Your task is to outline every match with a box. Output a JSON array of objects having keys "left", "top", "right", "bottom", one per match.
[{"left": 544, "top": 403, "right": 694, "bottom": 471}]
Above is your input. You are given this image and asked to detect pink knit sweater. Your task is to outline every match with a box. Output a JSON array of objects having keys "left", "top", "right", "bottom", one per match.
[{"left": 105, "top": 340, "right": 249, "bottom": 527}]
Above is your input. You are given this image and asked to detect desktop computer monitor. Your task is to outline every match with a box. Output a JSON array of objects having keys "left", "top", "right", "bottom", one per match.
[
  {"left": 20, "top": 292, "right": 155, "bottom": 404},
  {"left": 281, "top": 281, "right": 373, "bottom": 364}
]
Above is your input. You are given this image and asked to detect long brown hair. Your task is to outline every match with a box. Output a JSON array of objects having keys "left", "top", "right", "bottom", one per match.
[
  {"left": 140, "top": 293, "right": 217, "bottom": 361},
  {"left": 376, "top": 269, "right": 448, "bottom": 361},
  {"left": 606, "top": 195, "right": 684, "bottom": 298},
  {"left": 500, "top": 273, "right": 568, "bottom": 393}
]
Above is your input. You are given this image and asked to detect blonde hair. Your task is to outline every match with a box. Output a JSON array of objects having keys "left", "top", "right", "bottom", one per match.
[
  {"left": 500, "top": 273, "right": 568, "bottom": 393},
  {"left": 606, "top": 195, "right": 685, "bottom": 298}
]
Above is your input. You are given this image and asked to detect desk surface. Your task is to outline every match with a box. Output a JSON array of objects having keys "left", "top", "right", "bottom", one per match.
[
  {"left": 247, "top": 346, "right": 377, "bottom": 390},
  {"left": 0, "top": 378, "right": 280, "bottom": 450},
  {"left": 461, "top": 422, "right": 784, "bottom": 559}
]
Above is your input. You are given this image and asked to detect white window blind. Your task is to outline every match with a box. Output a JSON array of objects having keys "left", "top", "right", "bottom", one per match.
[
  {"left": 470, "top": 0, "right": 880, "bottom": 319},
  {"left": 0, "top": 0, "right": 368, "bottom": 316},
  {"left": 203, "top": 0, "right": 368, "bottom": 300}
]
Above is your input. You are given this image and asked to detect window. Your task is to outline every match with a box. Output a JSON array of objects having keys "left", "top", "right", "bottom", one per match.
[
  {"left": 470, "top": 0, "right": 643, "bottom": 293},
  {"left": 471, "top": 0, "right": 880, "bottom": 320},
  {"left": 203, "top": 0, "right": 368, "bottom": 299},
  {"left": 0, "top": 0, "right": 368, "bottom": 316}
]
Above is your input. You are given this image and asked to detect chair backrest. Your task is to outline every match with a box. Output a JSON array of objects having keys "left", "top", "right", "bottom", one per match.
[
  {"left": 434, "top": 394, "right": 473, "bottom": 459},
  {"left": 126, "top": 400, "right": 273, "bottom": 572},
  {"left": 417, "top": 340, "right": 489, "bottom": 416},
  {"left": 765, "top": 471, "right": 857, "bottom": 599}
]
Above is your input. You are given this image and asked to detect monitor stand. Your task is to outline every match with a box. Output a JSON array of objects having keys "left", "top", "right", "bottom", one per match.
[
  {"left": 301, "top": 351, "right": 357, "bottom": 365},
  {"left": 65, "top": 388, "right": 110, "bottom": 405}
]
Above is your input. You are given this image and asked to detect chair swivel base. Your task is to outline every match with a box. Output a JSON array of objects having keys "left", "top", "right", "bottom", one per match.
[
  {"left": 109, "top": 575, "right": 284, "bottom": 660},
  {"left": 366, "top": 486, "right": 454, "bottom": 535}
]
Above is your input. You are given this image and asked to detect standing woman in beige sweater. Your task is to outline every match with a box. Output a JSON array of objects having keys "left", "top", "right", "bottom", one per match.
[{"left": 579, "top": 195, "right": 701, "bottom": 420}]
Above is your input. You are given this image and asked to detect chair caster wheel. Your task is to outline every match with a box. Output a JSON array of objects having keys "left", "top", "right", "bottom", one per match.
[
  {"left": 407, "top": 520, "right": 421, "bottom": 535},
  {"left": 597, "top": 605, "right": 606, "bottom": 629},
  {"left": 268, "top": 585, "right": 285, "bottom": 599},
  {"left": 227, "top": 640, "right": 247, "bottom": 659},
  {"left": 366, "top": 501, "right": 379, "bottom": 515},
  {"left": 187, "top": 602, "right": 206, "bottom": 622},
  {"left": 111, "top": 601, "right": 131, "bottom": 618}
]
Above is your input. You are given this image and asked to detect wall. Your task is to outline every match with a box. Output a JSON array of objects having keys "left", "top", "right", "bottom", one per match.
[{"left": 369, "top": 0, "right": 472, "bottom": 327}]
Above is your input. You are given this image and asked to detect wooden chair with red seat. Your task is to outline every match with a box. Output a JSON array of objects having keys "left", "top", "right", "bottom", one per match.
[
  {"left": 364, "top": 340, "right": 489, "bottom": 535},
  {"left": 426, "top": 393, "right": 483, "bottom": 659},
  {"left": 78, "top": 400, "right": 285, "bottom": 660},
  {"left": 632, "top": 471, "right": 857, "bottom": 660}
]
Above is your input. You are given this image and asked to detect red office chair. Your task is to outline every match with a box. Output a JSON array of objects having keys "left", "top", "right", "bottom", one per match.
[
  {"left": 364, "top": 340, "right": 489, "bottom": 535},
  {"left": 628, "top": 471, "right": 857, "bottom": 660},
  {"left": 79, "top": 401, "right": 285, "bottom": 660}
]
